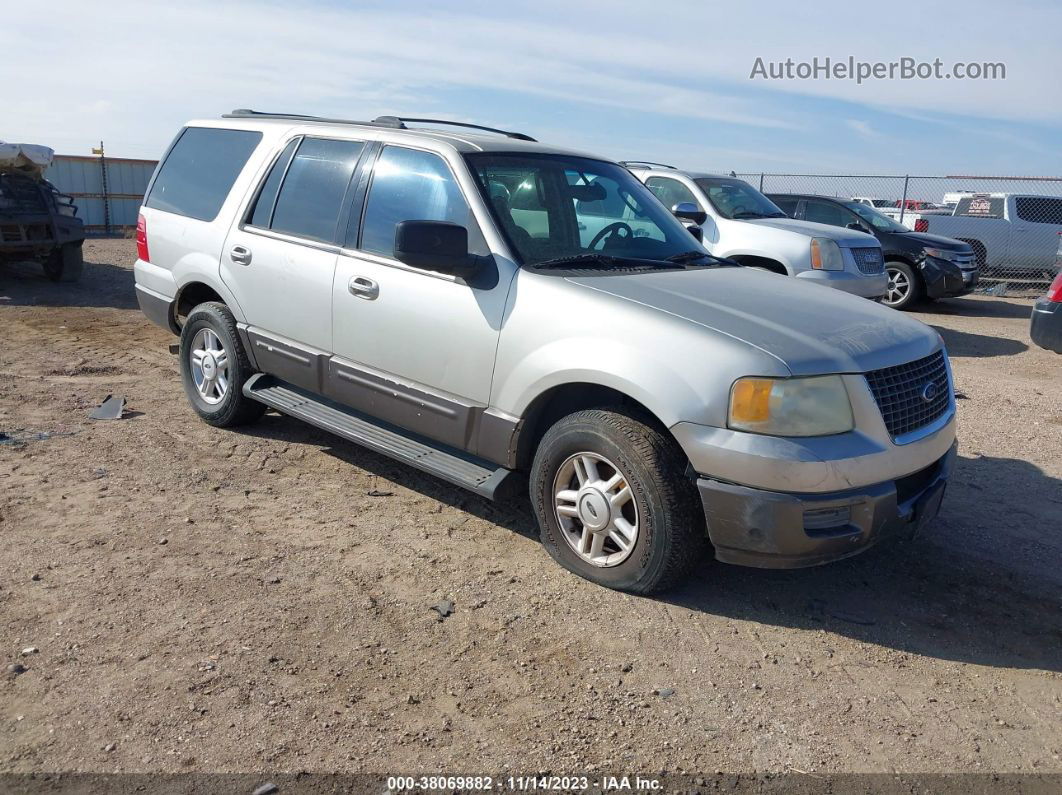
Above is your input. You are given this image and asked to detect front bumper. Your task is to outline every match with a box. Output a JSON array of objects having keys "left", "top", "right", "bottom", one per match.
[
  {"left": 795, "top": 268, "right": 887, "bottom": 299},
  {"left": 922, "top": 256, "right": 978, "bottom": 299},
  {"left": 697, "top": 442, "right": 957, "bottom": 568},
  {"left": 1030, "top": 297, "right": 1062, "bottom": 353}
]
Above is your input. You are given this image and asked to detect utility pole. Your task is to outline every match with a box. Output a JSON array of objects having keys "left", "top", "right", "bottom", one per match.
[{"left": 92, "top": 141, "right": 111, "bottom": 235}]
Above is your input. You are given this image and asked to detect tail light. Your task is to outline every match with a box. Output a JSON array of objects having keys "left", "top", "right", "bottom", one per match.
[
  {"left": 136, "top": 213, "right": 150, "bottom": 262},
  {"left": 1047, "top": 271, "right": 1062, "bottom": 303},
  {"left": 914, "top": 219, "right": 928, "bottom": 232}
]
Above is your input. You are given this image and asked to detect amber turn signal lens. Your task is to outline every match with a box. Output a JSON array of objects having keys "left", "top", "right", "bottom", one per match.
[{"left": 730, "top": 378, "right": 774, "bottom": 424}]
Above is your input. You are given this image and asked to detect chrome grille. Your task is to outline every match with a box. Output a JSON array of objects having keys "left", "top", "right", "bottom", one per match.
[
  {"left": 864, "top": 351, "right": 951, "bottom": 439},
  {"left": 851, "top": 246, "right": 884, "bottom": 274}
]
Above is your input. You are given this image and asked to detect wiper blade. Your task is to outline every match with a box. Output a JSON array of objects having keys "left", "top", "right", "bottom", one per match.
[
  {"left": 666, "top": 250, "right": 712, "bottom": 263},
  {"left": 666, "top": 250, "right": 736, "bottom": 266},
  {"left": 532, "top": 253, "right": 672, "bottom": 270},
  {"left": 732, "top": 211, "right": 767, "bottom": 219},
  {"left": 532, "top": 253, "right": 620, "bottom": 269}
]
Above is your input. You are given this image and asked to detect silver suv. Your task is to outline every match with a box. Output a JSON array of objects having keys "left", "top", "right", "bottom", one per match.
[
  {"left": 624, "top": 163, "right": 888, "bottom": 299},
  {"left": 133, "top": 110, "right": 957, "bottom": 593}
]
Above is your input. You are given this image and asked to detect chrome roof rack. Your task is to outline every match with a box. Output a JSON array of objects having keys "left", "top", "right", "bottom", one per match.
[
  {"left": 372, "top": 116, "right": 536, "bottom": 142},
  {"left": 618, "top": 160, "right": 677, "bottom": 170},
  {"left": 222, "top": 110, "right": 536, "bottom": 142}
]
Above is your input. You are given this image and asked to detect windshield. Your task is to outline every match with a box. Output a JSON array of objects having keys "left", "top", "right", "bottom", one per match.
[
  {"left": 841, "top": 201, "right": 908, "bottom": 232},
  {"left": 466, "top": 153, "right": 702, "bottom": 266},
  {"left": 693, "top": 177, "right": 786, "bottom": 220}
]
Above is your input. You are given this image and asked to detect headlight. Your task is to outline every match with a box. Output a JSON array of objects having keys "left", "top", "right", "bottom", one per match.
[
  {"left": 728, "top": 375, "right": 854, "bottom": 436},
  {"left": 924, "top": 247, "right": 961, "bottom": 262},
  {"left": 810, "top": 238, "right": 844, "bottom": 270}
]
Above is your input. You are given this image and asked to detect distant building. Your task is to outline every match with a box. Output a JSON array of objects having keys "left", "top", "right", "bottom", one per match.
[{"left": 44, "top": 155, "right": 158, "bottom": 234}]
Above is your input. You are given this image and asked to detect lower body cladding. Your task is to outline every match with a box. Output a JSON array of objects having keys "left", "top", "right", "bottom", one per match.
[
  {"left": 921, "top": 256, "right": 978, "bottom": 299},
  {"left": 795, "top": 268, "right": 887, "bottom": 299},
  {"left": 697, "top": 443, "right": 956, "bottom": 568}
]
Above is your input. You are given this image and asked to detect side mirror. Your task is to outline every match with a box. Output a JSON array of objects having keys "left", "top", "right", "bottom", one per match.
[
  {"left": 672, "top": 201, "right": 707, "bottom": 226},
  {"left": 394, "top": 221, "right": 479, "bottom": 277}
]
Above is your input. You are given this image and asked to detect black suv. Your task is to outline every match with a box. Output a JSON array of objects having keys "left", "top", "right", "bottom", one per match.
[
  {"left": 767, "top": 193, "right": 977, "bottom": 310},
  {"left": 0, "top": 170, "right": 85, "bottom": 282}
]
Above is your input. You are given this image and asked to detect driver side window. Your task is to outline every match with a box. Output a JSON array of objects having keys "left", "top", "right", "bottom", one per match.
[
  {"left": 645, "top": 176, "right": 699, "bottom": 213},
  {"left": 803, "top": 200, "right": 851, "bottom": 228}
]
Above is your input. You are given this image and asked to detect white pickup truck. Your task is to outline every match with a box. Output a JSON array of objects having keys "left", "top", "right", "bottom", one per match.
[{"left": 907, "top": 193, "right": 1062, "bottom": 276}]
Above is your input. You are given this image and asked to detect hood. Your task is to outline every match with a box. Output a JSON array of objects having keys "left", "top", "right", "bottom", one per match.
[
  {"left": 898, "top": 231, "right": 973, "bottom": 251},
  {"left": 745, "top": 216, "right": 877, "bottom": 247},
  {"left": 566, "top": 267, "right": 940, "bottom": 376}
]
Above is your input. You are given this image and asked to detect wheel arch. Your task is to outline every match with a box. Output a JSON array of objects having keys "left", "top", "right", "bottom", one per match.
[
  {"left": 174, "top": 279, "right": 240, "bottom": 327},
  {"left": 955, "top": 237, "right": 987, "bottom": 266},
  {"left": 512, "top": 381, "right": 682, "bottom": 472}
]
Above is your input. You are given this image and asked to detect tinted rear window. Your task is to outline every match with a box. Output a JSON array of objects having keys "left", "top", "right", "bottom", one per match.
[{"left": 146, "top": 127, "right": 262, "bottom": 222}]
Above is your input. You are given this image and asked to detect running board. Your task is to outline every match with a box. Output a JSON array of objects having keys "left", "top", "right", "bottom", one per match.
[{"left": 243, "top": 374, "right": 512, "bottom": 499}]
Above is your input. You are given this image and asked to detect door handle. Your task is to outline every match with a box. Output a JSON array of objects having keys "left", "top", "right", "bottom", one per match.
[
  {"left": 230, "top": 245, "right": 252, "bottom": 265},
  {"left": 348, "top": 275, "right": 379, "bottom": 300}
]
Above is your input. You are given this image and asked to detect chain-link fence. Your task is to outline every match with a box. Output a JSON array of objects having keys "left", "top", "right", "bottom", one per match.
[{"left": 726, "top": 172, "right": 1062, "bottom": 297}]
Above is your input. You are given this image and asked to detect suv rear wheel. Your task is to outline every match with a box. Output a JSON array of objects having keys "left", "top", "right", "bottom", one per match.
[
  {"left": 530, "top": 408, "right": 705, "bottom": 594},
  {"left": 179, "top": 302, "right": 266, "bottom": 427}
]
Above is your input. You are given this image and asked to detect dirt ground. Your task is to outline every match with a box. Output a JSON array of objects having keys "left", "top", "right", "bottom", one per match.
[{"left": 1, "top": 240, "right": 1059, "bottom": 778}]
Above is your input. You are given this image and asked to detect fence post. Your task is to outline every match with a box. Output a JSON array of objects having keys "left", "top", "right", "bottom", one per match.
[
  {"left": 100, "top": 141, "right": 111, "bottom": 236},
  {"left": 759, "top": 172, "right": 765, "bottom": 191},
  {"left": 898, "top": 175, "right": 910, "bottom": 225}
]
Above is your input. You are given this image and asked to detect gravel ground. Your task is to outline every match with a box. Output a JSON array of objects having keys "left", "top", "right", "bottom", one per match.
[{"left": 1, "top": 240, "right": 1059, "bottom": 777}]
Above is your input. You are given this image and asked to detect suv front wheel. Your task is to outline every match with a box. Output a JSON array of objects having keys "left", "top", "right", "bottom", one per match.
[
  {"left": 883, "top": 260, "right": 923, "bottom": 310},
  {"left": 179, "top": 302, "right": 266, "bottom": 427},
  {"left": 530, "top": 408, "right": 705, "bottom": 594}
]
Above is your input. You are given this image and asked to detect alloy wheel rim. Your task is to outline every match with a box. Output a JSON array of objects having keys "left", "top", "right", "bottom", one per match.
[
  {"left": 552, "top": 452, "right": 639, "bottom": 567},
  {"left": 189, "top": 328, "right": 230, "bottom": 405},
  {"left": 885, "top": 267, "right": 910, "bottom": 305}
]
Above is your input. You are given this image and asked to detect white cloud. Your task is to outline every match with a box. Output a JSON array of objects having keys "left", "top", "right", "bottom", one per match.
[
  {"left": 845, "top": 119, "right": 880, "bottom": 138},
  {"left": 0, "top": 0, "right": 1056, "bottom": 165}
]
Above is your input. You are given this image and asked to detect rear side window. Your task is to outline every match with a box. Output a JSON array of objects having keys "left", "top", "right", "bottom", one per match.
[
  {"left": 359, "top": 146, "right": 487, "bottom": 257},
  {"left": 146, "top": 127, "right": 262, "bottom": 221},
  {"left": 269, "top": 138, "right": 364, "bottom": 243},
  {"left": 1015, "top": 197, "right": 1062, "bottom": 225}
]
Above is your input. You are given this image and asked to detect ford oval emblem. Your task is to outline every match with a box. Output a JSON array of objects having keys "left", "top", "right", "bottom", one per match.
[{"left": 921, "top": 381, "right": 939, "bottom": 402}]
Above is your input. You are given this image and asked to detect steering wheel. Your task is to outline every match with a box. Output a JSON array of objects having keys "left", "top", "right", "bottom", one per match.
[{"left": 588, "top": 222, "right": 633, "bottom": 251}]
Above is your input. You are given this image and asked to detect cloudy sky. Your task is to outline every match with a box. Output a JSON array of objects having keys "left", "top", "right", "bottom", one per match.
[{"left": 2, "top": 0, "right": 1059, "bottom": 175}]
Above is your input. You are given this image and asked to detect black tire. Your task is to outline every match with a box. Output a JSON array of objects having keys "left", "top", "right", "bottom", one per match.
[
  {"left": 883, "top": 260, "right": 923, "bottom": 311},
  {"left": 179, "top": 302, "right": 266, "bottom": 427},
  {"left": 529, "top": 408, "right": 706, "bottom": 594},
  {"left": 43, "top": 243, "right": 83, "bottom": 283},
  {"left": 957, "top": 238, "right": 987, "bottom": 268}
]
